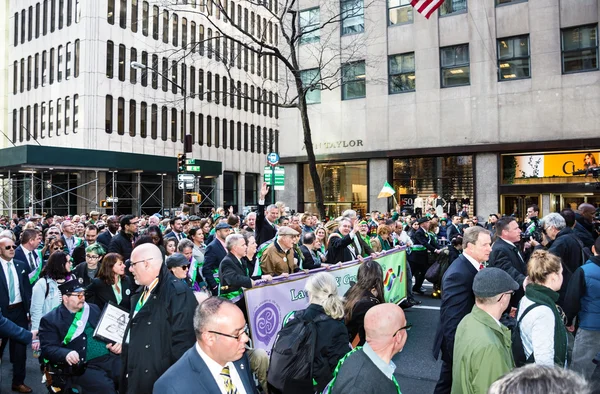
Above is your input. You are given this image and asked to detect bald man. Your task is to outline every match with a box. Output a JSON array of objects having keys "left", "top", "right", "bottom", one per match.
[
  {"left": 578, "top": 203, "right": 599, "bottom": 240},
  {"left": 325, "top": 304, "right": 408, "bottom": 394},
  {"left": 120, "top": 244, "right": 197, "bottom": 394}
]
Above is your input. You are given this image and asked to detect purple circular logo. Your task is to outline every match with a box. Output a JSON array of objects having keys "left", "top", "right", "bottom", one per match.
[{"left": 253, "top": 302, "right": 280, "bottom": 345}]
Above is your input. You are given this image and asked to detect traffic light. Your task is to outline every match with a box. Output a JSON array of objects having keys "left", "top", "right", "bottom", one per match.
[{"left": 177, "top": 153, "right": 187, "bottom": 173}]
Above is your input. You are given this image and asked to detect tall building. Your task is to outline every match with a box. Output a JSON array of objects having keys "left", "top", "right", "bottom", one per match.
[
  {"left": 1, "top": 0, "right": 279, "bottom": 216},
  {"left": 279, "top": 0, "right": 600, "bottom": 221}
]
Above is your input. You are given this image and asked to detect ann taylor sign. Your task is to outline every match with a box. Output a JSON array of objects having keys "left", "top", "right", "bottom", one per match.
[{"left": 302, "top": 139, "right": 364, "bottom": 151}]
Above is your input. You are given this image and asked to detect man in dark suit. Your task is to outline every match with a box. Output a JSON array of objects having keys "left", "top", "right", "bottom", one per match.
[
  {"left": 163, "top": 217, "right": 186, "bottom": 242},
  {"left": 71, "top": 224, "right": 100, "bottom": 266},
  {"left": 432, "top": 226, "right": 492, "bottom": 394},
  {"left": 97, "top": 216, "right": 119, "bottom": 251},
  {"left": 153, "top": 297, "right": 258, "bottom": 394},
  {"left": 108, "top": 215, "right": 138, "bottom": 261},
  {"left": 488, "top": 217, "right": 528, "bottom": 306},
  {"left": 446, "top": 215, "right": 463, "bottom": 241},
  {"left": 219, "top": 234, "right": 255, "bottom": 317},
  {"left": 0, "top": 309, "right": 32, "bottom": 344},
  {"left": 255, "top": 182, "right": 279, "bottom": 246},
  {"left": 326, "top": 218, "right": 362, "bottom": 264},
  {"left": 203, "top": 222, "right": 232, "bottom": 295},
  {"left": 14, "top": 229, "right": 42, "bottom": 283},
  {"left": 0, "top": 236, "right": 33, "bottom": 393},
  {"left": 410, "top": 217, "right": 442, "bottom": 294}
]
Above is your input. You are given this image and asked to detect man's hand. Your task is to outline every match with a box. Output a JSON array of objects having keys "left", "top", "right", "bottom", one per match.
[
  {"left": 509, "top": 307, "right": 517, "bottom": 319},
  {"left": 435, "top": 249, "right": 442, "bottom": 254},
  {"left": 261, "top": 275, "right": 273, "bottom": 281},
  {"left": 567, "top": 325, "right": 575, "bottom": 333},
  {"left": 279, "top": 273, "right": 290, "bottom": 279},
  {"left": 66, "top": 350, "right": 80, "bottom": 365},
  {"left": 260, "top": 182, "right": 269, "bottom": 200},
  {"left": 107, "top": 343, "right": 122, "bottom": 355},
  {"left": 352, "top": 219, "right": 361, "bottom": 234}
]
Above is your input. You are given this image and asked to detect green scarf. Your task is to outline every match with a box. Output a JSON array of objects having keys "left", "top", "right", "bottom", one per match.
[
  {"left": 524, "top": 283, "right": 568, "bottom": 366},
  {"left": 377, "top": 235, "right": 392, "bottom": 251}
]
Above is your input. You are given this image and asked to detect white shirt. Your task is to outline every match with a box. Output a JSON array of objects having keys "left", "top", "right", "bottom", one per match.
[
  {"left": 27, "top": 250, "right": 38, "bottom": 269},
  {"left": 1, "top": 258, "right": 23, "bottom": 304},
  {"left": 196, "top": 342, "right": 247, "bottom": 394},
  {"left": 462, "top": 252, "right": 482, "bottom": 272}
]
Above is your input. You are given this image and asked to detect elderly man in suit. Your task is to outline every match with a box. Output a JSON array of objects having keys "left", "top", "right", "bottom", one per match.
[
  {"left": 0, "top": 235, "right": 33, "bottom": 393},
  {"left": 255, "top": 182, "right": 279, "bottom": 246},
  {"left": 153, "top": 297, "right": 258, "bottom": 394},
  {"left": 203, "top": 222, "right": 233, "bottom": 295},
  {"left": 432, "top": 226, "right": 492, "bottom": 394}
]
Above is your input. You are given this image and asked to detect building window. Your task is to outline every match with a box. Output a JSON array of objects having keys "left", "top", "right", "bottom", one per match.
[
  {"left": 171, "top": 108, "right": 177, "bottom": 142},
  {"left": 129, "top": 100, "right": 136, "bottom": 137},
  {"left": 33, "top": 104, "right": 39, "bottom": 139},
  {"left": 106, "top": 41, "right": 114, "bottom": 78},
  {"left": 34, "top": 54, "right": 39, "bottom": 88},
  {"left": 107, "top": 0, "right": 114, "bottom": 25},
  {"left": 13, "top": 61, "right": 17, "bottom": 94},
  {"left": 256, "top": 126, "right": 261, "bottom": 153},
  {"left": 342, "top": 61, "right": 366, "bottom": 100},
  {"left": 389, "top": 52, "right": 415, "bottom": 93},
  {"left": 171, "top": 60, "right": 178, "bottom": 93},
  {"left": 48, "top": 101, "right": 53, "bottom": 137},
  {"left": 223, "top": 172, "right": 238, "bottom": 212},
  {"left": 65, "top": 42, "right": 72, "bottom": 80},
  {"left": 73, "top": 94, "right": 79, "bottom": 132},
  {"left": 42, "top": 51, "right": 47, "bottom": 86},
  {"left": 131, "top": 0, "right": 138, "bottom": 32},
  {"left": 49, "top": 49, "right": 55, "bottom": 84},
  {"left": 21, "top": 10, "right": 26, "bottom": 44},
  {"left": 105, "top": 96, "right": 113, "bottom": 133},
  {"left": 27, "top": 56, "right": 32, "bottom": 91},
  {"left": 117, "top": 97, "right": 125, "bottom": 135},
  {"left": 163, "top": 10, "right": 169, "bottom": 43},
  {"left": 75, "top": 0, "right": 81, "bottom": 23},
  {"left": 142, "top": 1, "right": 148, "bottom": 36},
  {"left": 243, "top": 124, "right": 248, "bottom": 151},
  {"left": 262, "top": 128, "right": 267, "bottom": 153},
  {"left": 35, "top": 3, "right": 40, "bottom": 38},
  {"left": 118, "top": 44, "right": 126, "bottom": 81},
  {"left": 172, "top": 13, "right": 178, "bottom": 47},
  {"left": 57, "top": 46, "right": 63, "bottom": 82},
  {"left": 55, "top": 99, "right": 62, "bottom": 136},
  {"left": 299, "top": 8, "right": 319, "bottom": 44},
  {"left": 151, "top": 104, "right": 157, "bottom": 139},
  {"left": 250, "top": 125, "right": 255, "bottom": 152},
  {"left": 129, "top": 48, "right": 137, "bottom": 83},
  {"left": 64, "top": 96, "right": 70, "bottom": 134},
  {"left": 28, "top": 6, "right": 33, "bottom": 41},
  {"left": 189, "top": 112, "right": 195, "bottom": 144},
  {"left": 152, "top": 5, "right": 158, "bottom": 39},
  {"left": 236, "top": 121, "right": 241, "bottom": 151},
  {"left": 161, "top": 106, "right": 168, "bottom": 141},
  {"left": 58, "top": 0, "right": 64, "bottom": 29},
  {"left": 43, "top": 0, "right": 48, "bottom": 35},
  {"left": 198, "top": 114, "right": 204, "bottom": 145},
  {"left": 141, "top": 51, "right": 148, "bottom": 86},
  {"left": 214, "top": 117, "right": 220, "bottom": 147},
  {"left": 152, "top": 54, "right": 158, "bottom": 89},
  {"left": 300, "top": 68, "right": 321, "bottom": 104},
  {"left": 74, "top": 39, "right": 80, "bottom": 77},
  {"left": 40, "top": 103, "right": 46, "bottom": 138},
  {"left": 439, "top": 0, "right": 467, "bottom": 16},
  {"left": 206, "top": 71, "right": 212, "bottom": 101},
  {"left": 440, "top": 44, "right": 470, "bottom": 87},
  {"left": 26, "top": 106, "right": 31, "bottom": 141},
  {"left": 496, "top": 0, "right": 526, "bottom": 5},
  {"left": 199, "top": 24, "right": 205, "bottom": 55},
  {"left": 561, "top": 25, "right": 598, "bottom": 74},
  {"left": 198, "top": 68, "right": 204, "bottom": 100},
  {"left": 206, "top": 115, "right": 212, "bottom": 146},
  {"left": 341, "top": 0, "right": 364, "bottom": 36},
  {"left": 119, "top": 0, "right": 126, "bottom": 28},
  {"left": 51, "top": 0, "right": 56, "bottom": 32},
  {"left": 190, "top": 66, "right": 196, "bottom": 97},
  {"left": 388, "top": 0, "right": 413, "bottom": 25},
  {"left": 162, "top": 58, "right": 168, "bottom": 91},
  {"left": 222, "top": 118, "right": 227, "bottom": 149},
  {"left": 182, "top": 17, "right": 187, "bottom": 49},
  {"left": 67, "top": 0, "right": 72, "bottom": 26},
  {"left": 14, "top": 12, "right": 19, "bottom": 47},
  {"left": 498, "top": 35, "right": 530, "bottom": 80}
]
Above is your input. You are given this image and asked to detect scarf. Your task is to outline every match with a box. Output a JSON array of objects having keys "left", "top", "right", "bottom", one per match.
[{"left": 524, "top": 283, "right": 568, "bottom": 366}]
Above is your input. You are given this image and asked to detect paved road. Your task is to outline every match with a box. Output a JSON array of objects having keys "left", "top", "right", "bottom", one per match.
[{"left": 1, "top": 285, "right": 442, "bottom": 394}]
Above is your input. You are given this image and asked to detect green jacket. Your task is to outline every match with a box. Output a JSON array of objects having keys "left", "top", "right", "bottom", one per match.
[{"left": 452, "top": 305, "right": 515, "bottom": 394}]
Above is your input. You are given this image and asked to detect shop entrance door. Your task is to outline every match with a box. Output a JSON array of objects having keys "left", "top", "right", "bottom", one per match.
[
  {"left": 500, "top": 195, "right": 541, "bottom": 222},
  {"left": 553, "top": 193, "right": 600, "bottom": 212}
]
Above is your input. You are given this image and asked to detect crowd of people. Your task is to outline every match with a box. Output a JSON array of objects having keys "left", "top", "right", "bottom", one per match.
[{"left": 0, "top": 186, "right": 598, "bottom": 393}]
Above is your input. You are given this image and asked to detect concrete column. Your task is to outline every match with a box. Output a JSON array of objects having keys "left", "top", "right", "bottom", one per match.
[
  {"left": 369, "top": 159, "right": 389, "bottom": 213},
  {"left": 238, "top": 172, "right": 246, "bottom": 210},
  {"left": 276, "top": 163, "right": 298, "bottom": 211},
  {"left": 475, "top": 153, "right": 499, "bottom": 217},
  {"left": 541, "top": 194, "right": 551, "bottom": 217}
]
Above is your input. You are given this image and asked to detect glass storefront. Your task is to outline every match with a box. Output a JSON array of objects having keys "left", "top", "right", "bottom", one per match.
[
  {"left": 392, "top": 155, "right": 474, "bottom": 217},
  {"left": 302, "top": 161, "right": 367, "bottom": 218}
]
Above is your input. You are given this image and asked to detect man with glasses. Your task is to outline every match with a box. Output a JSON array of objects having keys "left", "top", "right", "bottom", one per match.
[
  {"left": 0, "top": 236, "right": 33, "bottom": 393},
  {"left": 108, "top": 215, "right": 138, "bottom": 261},
  {"left": 153, "top": 297, "right": 258, "bottom": 394},
  {"left": 324, "top": 303, "right": 409, "bottom": 394},
  {"left": 451, "top": 268, "right": 518, "bottom": 394},
  {"left": 72, "top": 224, "right": 100, "bottom": 266},
  {"left": 38, "top": 279, "right": 121, "bottom": 394},
  {"left": 122, "top": 243, "right": 197, "bottom": 394}
]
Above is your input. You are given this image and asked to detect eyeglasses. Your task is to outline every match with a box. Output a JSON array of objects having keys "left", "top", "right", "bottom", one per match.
[
  {"left": 208, "top": 325, "right": 249, "bottom": 342},
  {"left": 86, "top": 254, "right": 100, "bottom": 259},
  {"left": 181, "top": 265, "right": 190, "bottom": 271},
  {"left": 3, "top": 245, "right": 17, "bottom": 250},
  {"left": 48, "top": 232, "right": 61, "bottom": 235},
  {"left": 66, "top": 292, "right": 85, "bottom": 299},
  {"left": 52, "top": 247, "right": 61, "bottom": 250},
  {"left": 393, "top": 323, "right": 412, "bottom": 337},
  {"left": 497, "top": 291, "right": 515, "bottom": 303},
  {"left": 130, "top": 257, "right": 153, "bottom": 267}
]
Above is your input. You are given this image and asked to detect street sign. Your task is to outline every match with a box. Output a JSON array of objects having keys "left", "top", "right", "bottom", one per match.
[
  {"left": 185, "top": 159, "right": 202, "bottom": 173},
  {"left": 106, "top": 197, "right": 119, "bottom": 203},
  {"left": 267, "top": 152, "right": 280, "bottom": 166},
  {"left": 264, "top": 166, "right": 285, "bottom": 190},
  {"left": 177, "top": 173, "right": 195, "bottom": 182},
  {"left": 178, "top": 182, "right": 195, "bottom": 190}
]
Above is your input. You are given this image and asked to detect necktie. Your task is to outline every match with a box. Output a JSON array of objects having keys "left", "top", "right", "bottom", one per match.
[
  {"left": 220, "top": 366, "right": 239, "bottom": 394},
  {"left": 514, "top": 247, "right": 524, "bottom": 263},
  {"left": 479, "top": 262, "right": 485, "bottom": 270},
  {"left": 28, "top": 252, "right": 36, "bottom": 271},
  {"left": 7, "top": 262, "right": 16, "bottom": 304}
]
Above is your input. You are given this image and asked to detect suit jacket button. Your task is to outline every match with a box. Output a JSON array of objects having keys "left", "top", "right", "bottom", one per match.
[
  {"left": 145, "top": 344, "right": 150, "bottom": 348},
  {"left": 145, "top": 369, "right": 149, "bottom": 373},
  {"left": 147, "top": 321, "right": 151, "bottom": 325}
]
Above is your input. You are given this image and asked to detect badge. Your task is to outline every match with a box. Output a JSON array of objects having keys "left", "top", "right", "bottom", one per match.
[
  {"left": 240, "top": 363, "right": 244, "bottom": 370},
  {"left": 76, "top": 320, "right": 83, "bottom": 327},
  {"left": 78, "top": 278, "right": 84, "bottom": 284},
  {"left": 126, "top": 289, "right": 131, "bottom": 295}
]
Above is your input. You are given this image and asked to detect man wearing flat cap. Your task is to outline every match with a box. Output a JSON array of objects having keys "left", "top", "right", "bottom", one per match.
[
  {"left": 452, "top": 268, "right": 518, "bottom": 394},
  {"left": 260, "top": 226, "right": 300, "bottom": 276},
  {"left": 409, "top": 216, "right": 442, "bottom": 295},
  {"left": 202, "top": 222, "right": 232, "bottom": 295}
]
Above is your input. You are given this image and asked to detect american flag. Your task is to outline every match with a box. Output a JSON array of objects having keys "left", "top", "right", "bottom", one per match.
[{"left": 410, "top": 0, "right": 445, "bottom": 19}]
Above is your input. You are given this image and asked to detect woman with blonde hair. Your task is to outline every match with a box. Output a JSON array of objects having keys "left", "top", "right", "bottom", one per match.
[
  {"left": 517, "top": 249, "right": 567, "bottom": 367},
  {"left": 370, "top": 224, "right": 393, "bottom": 252}
]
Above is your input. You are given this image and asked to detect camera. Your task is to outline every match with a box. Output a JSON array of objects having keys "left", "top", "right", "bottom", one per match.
[{"left": 521, "top": 216, "right": 542, "bottom": 243}]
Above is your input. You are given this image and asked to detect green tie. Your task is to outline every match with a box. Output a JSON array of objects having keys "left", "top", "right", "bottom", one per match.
[
  {"left": 220, "top": 366, "right": 239, "bottom": 394},
  {"left": 7, "top": 262, "right": 16, "bottom": 304}
]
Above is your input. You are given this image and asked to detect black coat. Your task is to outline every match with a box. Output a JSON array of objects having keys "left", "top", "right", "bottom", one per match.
[
  {"left": 300, "top": 245, "right": 322, "bottom": 270},
  {"left": 0, "top": 309, "right": 31, "bottom": 344},
  {"left": 108, "top": 231, "right": 134, "bottom": 261},
  {"left": 121, "top": 265, "right": 197, "bottom": 394},
  {"left": 86, "top": 276, "right": 134, "bottom": 312},
  {"left": 97, "top": 230, "right": 117, "bottom": 252},
  {"left": 573, "top": 221, "right": 596, "bottom": 249},
  {"left": 488, "top": 238, "right": 527, "bottom": 286},
  {"left": 255, "top": 203, "right": 277, "bottom": 247},
  {"left": 219, "top": 253, "right": 252, "bottom": 296},
  {"left": 73, "top": 261, "right": 100, "bottom": 289},
  {"left": 446, "top": 224, "right": 462, "bottom": 241},
  {"left": 344, "top": 290, "right": 380, "bottom": 347},
  {"left": 202, "top": 238, "right": 228, "bottom": 294},
  {"left": 547, "top": 227, "right": 584, "bottom": 306},
  {"left": 326, "top": 233, "right": 359, "bottom": 264},
  {"left": 432, "top": 254, "right": 478, "bottom": 362}
]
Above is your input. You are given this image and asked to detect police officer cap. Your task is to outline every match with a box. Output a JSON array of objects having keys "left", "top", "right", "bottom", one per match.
[
  {"left": 472, "top": 267, "right": 519, "bottom": 298},
  {"left": 215, "top": 222, "right": 232, "bottom": 230},
  {"left": 166, "top": 253, "right": 190, "bottom": 269},
  {"left": 59, "top": 279, "right": 85, "bottom": 294},
  {"left": 417, "top": 217, "right": 430, "bottom": 224}
]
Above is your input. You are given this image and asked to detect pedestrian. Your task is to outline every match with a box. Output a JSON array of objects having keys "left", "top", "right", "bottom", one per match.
[
  {"left": 432, "top": 226, "right": 492, "bottom": 394},
  {"left": 324, "top": 303, "right": 409, "bottom": 394},
  {"left": 152, "top": 297, "right": 258, "bottom": 394},
  {"left": 452, "top": 267, "right": 518, "bottom": 394},
  {"left": 488, "top": 364, "right": 591, "bottom": 394},
  {"left": 121, "top": 243, "right": 197, "bottom": 394},
  {"left": 86, "top": 252, "right": 133, "bottom": 311}
]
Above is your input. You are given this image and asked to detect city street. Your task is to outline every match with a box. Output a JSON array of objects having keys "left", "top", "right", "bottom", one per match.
[{"left": 0, "top": 284, "right": 442, "bottom": 394}]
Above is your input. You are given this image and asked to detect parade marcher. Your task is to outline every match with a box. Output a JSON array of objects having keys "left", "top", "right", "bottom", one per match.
[
  {"left": 72, "top": 224, "right": 100, "bottom": 265},
  {"left": 108, "top": 215, "right": 138, "bottom": 262},
  {"left": 146, "top": 225, "right": 166, "bottom": 260},
  {"left": 260, "top": 226, "right": 300, "bottom": 276},
  {"left": 300, "top": 232, "right": 327, "bottom": 270},
  {"left": 370, "top": 225, "right": 393, "bottom": 252},
  {"left": 164, "top": 238, "right": 177, "bottom": 257},
  {"left": 86, "top": 253, "right": 133, "bottom": 312},
  {"left": 452, "top": 268, "right": 518, "bottom": 394},
  {"left": 167, "top": 253, "right": 195, "bottom": 288},
  {"left": 517, "top": 250, "right": 567, "bottom": 367},
  {"left": 61, "top": 220, "right": 83, "bottom": 256},
  {"left": 14, "top": 229, "right": 42, "bottom": 281},
  {"left": 326, "top": 218, "right": 362, "bottom": 264},
  {"left": 447, "top": 216, "right": 463, "bottom": 241},
  {"left": 325, "top": 303, "right": 408, "bottom": 394},
  {"left": 164, "top": 217, "right": 186, "bottom": 242},
  {"left": 97, "top": 216, "right": 119, "bottom": 252},
  {"left": 488, "top": 364, "right": 591, "bottom": 394},
  {"left": 432, "top": 226, "right": 492, "bottom": 394},
  {"left": 153, "top": 297, "right": 258, "bottom": 394},
  {"left": 409, "top": 217, "right": 441, "bottom": 295},
  {"left": 121, "top": 243, "right": 197, "bottom": 394},
  {"left": 202, "top": 222, "right": 232, "bottom": 295},
  {"left": 38, "top": 279, "right": 121, "bottom": 394},
  {"left": 0, "top": 308, "right": 32, "bottom": 345},
  {"left": 73, "top": 242, "right": 106, "bottom": 288},
  {"left": 342, "top": 210, "right": 376, "bottom": 257}
]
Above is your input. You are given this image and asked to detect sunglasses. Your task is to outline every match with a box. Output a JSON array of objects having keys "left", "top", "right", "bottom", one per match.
[
  {"left": 86, "top": 254, "right": 100, "bottom": 259},
  {"left": 66, "top": 293, "right": 85, "bottom": 299},
  {"left": 181, "top": 265, "right": 190, "bottom": 270},
  {"left": 52, "top": 247, "right": 61, "bottom": 250},
  {"left": 4, "top": 245, "right": 17, "bottom": 250}
]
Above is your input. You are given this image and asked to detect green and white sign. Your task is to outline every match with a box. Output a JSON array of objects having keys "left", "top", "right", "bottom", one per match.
[{"left": 264, "top": 166, "right": 285, "bottom": 190}]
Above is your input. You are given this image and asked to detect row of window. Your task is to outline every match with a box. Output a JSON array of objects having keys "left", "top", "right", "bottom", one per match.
[
  {"left": 13, "top": 41, "right": 80, "bottom": 95},
  {"left": 104, "top": 95, "right": 278, "bottom": 153},
  {"left": 11, "top": 96, "right": 79, "bottom": 143},
  {"left": 107, "top": 0, "right": 278, "bottom": 49},
  {"left": 106, "top": 42, "right": 279, "bottom": 118},
  {"left": 301, "top": 25, "right": 599, "bottom": 103},
  {"left": 13, "top": 0, "right": 81, "bottom": 46}
]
